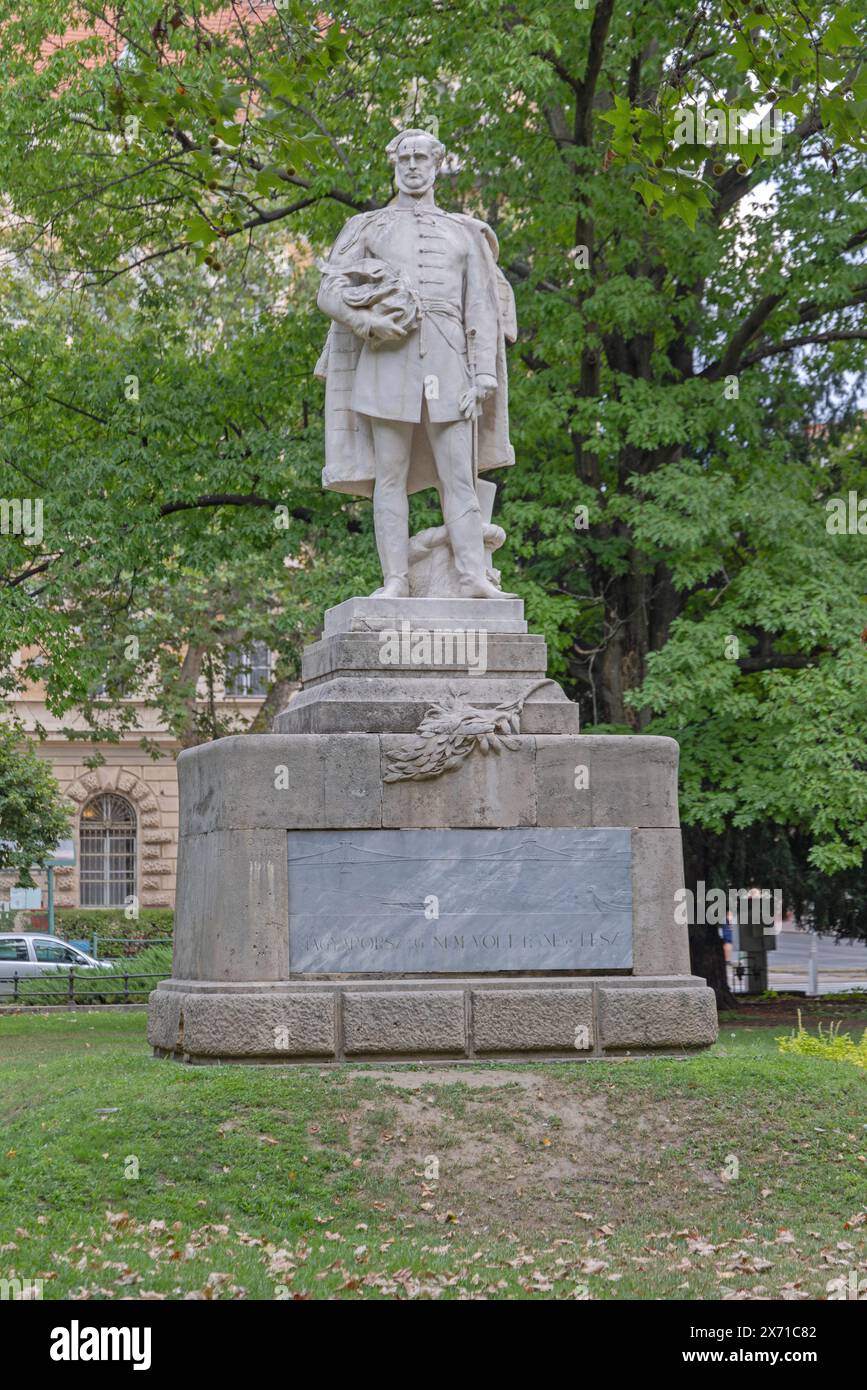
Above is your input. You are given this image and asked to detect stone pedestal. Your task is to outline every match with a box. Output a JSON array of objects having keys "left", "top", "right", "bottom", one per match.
[{"left": 148, "top": 598, "right": 717, "bottom": 1062}]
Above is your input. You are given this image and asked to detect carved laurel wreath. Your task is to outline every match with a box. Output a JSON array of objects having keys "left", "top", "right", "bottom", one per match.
[{"left": 383, "top": 679, "right": 554, "bottom": 783}]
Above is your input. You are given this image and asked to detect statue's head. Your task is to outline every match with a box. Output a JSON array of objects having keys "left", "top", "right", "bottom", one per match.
[{"left": 386, "top": 128, "right": 445, "bottom": 197}]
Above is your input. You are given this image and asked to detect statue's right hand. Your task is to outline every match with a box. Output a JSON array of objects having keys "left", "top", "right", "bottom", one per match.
[{"left": 367, "top": 309, "right": 410, "bottom": 342}]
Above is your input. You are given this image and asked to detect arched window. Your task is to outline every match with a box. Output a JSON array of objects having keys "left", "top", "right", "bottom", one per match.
[{"left": 79, "top": 794, "right": 137, "bottom": 907}]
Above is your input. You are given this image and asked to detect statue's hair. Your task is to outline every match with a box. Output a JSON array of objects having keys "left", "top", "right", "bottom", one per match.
[{"left": 386, "top": 128, "right": 446, "bottom": 167}]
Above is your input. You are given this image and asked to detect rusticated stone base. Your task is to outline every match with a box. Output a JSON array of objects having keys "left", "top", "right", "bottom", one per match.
[{"left": 148, "top": 974, "right": 717, "bottom": 1064}]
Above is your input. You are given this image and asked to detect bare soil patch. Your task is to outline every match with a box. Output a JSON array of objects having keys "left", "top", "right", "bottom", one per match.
[{"left": 333, "top": 1071, "right": 726, "bottom": 1231}]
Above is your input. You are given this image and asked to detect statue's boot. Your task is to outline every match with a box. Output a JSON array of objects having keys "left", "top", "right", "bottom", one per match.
[
  {"left": 373, "top": 574, "right": 410, "bottom": 599},
  {"left": 371, "top": 501, "right": 410, "bottom": 598},
  {"left": 448, "top": 507, "right": 517, "bottom": 600}
]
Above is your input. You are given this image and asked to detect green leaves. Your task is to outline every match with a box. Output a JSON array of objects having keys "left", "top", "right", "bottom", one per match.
[
  {"left": 0, "top": 723, "right": 72, "bottom": 885},
  {"left": 630, "top": 439, "right": 867, "bottom": 872},
  {"left": 599, "top": 0, "right": 867, "bottom": 226},
  {"left": 0, "top": 3, "right": 336, "bottom": 276},
  {"left": 186, "top": 214, "right": 218, "bottom": 248}
]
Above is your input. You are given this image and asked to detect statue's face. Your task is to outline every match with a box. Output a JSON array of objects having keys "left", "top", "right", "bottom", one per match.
[{"left": 393, "top": 138, "right": 438, "bottom": 196}]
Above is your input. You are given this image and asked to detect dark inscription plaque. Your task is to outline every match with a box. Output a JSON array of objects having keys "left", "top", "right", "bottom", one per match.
[{"left": 287, "top": 828, "right": 632, "bottom": 974}]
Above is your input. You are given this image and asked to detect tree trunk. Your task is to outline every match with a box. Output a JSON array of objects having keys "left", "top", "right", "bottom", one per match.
[
  {"left": 689, "top": 922, "right": 736, "bottom": 1011},
  {"left": 596, "top": 559, "right": 648, "bottom": 726},
  {"left": 683, "top": 827, "right": 737, "bottom": 1010},
  {"left": 247, "top": 678, "right": 298, "bottom": 733},
  {"left": 176, "top": 644, "right": 206, "bottom": 749}
]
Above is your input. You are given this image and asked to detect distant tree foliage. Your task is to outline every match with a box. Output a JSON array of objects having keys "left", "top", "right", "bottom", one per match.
[{"left": 0, "top": 723, "right": 71, "bottom": 885}]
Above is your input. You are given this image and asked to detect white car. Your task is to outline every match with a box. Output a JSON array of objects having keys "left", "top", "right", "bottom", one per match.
[{"left": 0, "top": 934, "right": 109, "bottom": 997}]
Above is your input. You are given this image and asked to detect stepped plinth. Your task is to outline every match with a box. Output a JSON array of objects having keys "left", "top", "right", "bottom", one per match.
[{"left": 147, "top": 594, "right": 717, "bottom": 1063}]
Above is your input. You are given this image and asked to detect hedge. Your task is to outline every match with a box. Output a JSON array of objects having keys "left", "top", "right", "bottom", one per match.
[{"left": 54, "top": 908, "right": 174, "bottom": 942}]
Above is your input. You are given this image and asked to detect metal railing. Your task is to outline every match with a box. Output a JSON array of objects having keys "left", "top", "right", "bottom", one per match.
[
  {"left": 79, "top": 936, "right": 173, "bottom": 960},
  {"left": 0, "top": 967, "right": 170, "bottom": 1006}
]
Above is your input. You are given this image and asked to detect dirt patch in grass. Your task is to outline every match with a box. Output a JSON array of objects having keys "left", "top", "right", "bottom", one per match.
[{"left": 328, "top": 1072, "right": 726, "bottom": 1231}]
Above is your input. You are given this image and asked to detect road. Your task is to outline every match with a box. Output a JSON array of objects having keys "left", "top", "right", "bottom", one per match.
[{"left": 765, "top": 929, "right": 867, "bottom": 994}]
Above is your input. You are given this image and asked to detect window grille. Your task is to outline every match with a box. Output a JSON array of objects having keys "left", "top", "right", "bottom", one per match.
[{"left": 79, "top": 793, "right": 137, "bottom": 907}]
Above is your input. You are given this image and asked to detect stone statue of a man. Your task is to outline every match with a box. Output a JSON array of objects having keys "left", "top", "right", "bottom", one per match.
[{"left": 315, "top": 129, "right": 518, "bottom": 600}]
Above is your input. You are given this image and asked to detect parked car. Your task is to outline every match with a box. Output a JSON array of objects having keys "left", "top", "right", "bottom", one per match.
[{"left": 0, "top": 934, "right": 110, "bottom": 998}]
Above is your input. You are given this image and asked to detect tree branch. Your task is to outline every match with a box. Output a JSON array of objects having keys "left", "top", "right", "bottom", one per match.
[
  {"left": 741, "top": 329, "right": 867, "bottom": 367},
  {"left": 702, "top": 292, "right": 786, "bottom": 380},
  {"left": 704, "top": 278, "right": 867, "bottom": 379},
  {"left": 0, "top": 358, "right": 112, "bottom": 426},
  {"left": 159, "top": 493, "right": 311, "bottom": 521},
  {"left": 576, "top": 0, "right": 617, "bottom": 144},
  {"left": 534, "top": 49, "right": 583, "bottom": 96},
  {"left": 737, "top": 651, "right": 830, "bottom": 674},
  {"left": 2, "top": 555, "right": 61, "bottom": 588}
]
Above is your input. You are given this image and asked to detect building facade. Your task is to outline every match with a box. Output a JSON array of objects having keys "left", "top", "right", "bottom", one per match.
[{"left": 2, "top": 648, "right": 279, "bottom": 914}]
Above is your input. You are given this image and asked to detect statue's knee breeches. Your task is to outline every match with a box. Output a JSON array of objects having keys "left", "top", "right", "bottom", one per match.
[
  {"left": 370, "top": 415, "right": 414, "bottom": 492},
  {"left": 373, "top": 467, "right": 410, "bottom": 505},
  {"left": 425, "top": 416, "right": 477, "bottom": 523}
]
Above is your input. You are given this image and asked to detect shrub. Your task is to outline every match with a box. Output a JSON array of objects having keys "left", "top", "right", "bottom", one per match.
[
  {"left": 55, "top": 908, "right": 173, "bottom": 949},
  {"left": 777, "top": 1014, "right": 867, "bottom": 1069}
]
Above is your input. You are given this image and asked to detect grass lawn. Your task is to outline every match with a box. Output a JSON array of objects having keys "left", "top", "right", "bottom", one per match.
[{"left": 0, "top": 1011, "right": 865, "bottom": 1300}]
